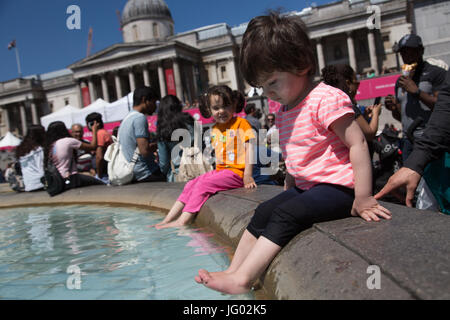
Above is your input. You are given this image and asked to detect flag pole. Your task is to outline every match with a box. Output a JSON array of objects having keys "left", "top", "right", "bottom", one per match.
[{"left": 14, "top": 47, "right": 22, "bottom": 78}]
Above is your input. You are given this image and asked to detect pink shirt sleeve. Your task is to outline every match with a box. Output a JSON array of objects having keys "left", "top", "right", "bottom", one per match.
[{"left": 317, "top": 89, "right": 354, "bottom": 129}]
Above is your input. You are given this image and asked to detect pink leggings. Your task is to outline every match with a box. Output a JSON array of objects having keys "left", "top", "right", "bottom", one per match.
[{"left": 177, "top": 169, "right": 244, "bottom": 213}]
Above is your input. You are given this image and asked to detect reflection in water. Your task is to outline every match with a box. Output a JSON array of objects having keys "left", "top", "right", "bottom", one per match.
[
  {"left": 0, "top": 205, "right": 254, "bottom": 300},
  {"left": 177, "top": 228, "right": 230, "bottom": 256},
  {"left": 26, "top": 213, "right": 54, "bottom": 254}
]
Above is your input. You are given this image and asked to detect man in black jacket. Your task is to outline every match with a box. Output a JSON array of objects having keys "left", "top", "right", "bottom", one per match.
[{"left": 375, "top": 69, "right": 450, "bottom": 207}]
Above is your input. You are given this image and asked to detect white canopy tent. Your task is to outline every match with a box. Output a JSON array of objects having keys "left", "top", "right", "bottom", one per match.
[
  {"left": 40, "top": 104, "right": 80, "bottom": 129},
  {"left": 40, "top": 92, "right": 134, "bottom": 130},
  {"left": 72, "top": 98, "right": 109, "bottom": 126},
  {"left": 104, "top": 92, "right": 134, "bottom": 123},
  {"left": 0, "top": 131, "right": 22, "bottom": 150}
]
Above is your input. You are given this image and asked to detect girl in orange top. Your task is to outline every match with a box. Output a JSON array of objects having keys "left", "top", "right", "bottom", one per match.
[{"left": 154, "top": 85, "right": 257, "bottom": 229}]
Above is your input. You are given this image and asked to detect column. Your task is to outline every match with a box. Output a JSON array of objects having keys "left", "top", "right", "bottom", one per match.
[
  {"left": 143, "top": 66, "right": 151, "bottom": 87},
  {"left": 192, "top": 64, "right": 199, "bottom": 98},
  {"left": 101, "top": 73, "right": 110, "bottom": 102},
  {"left": 128, "top": 68, "right": 136, "bottom": 92},
  {"left": 367, "top": 30, "right": 379, "bottom": 75},
  {"left": 77, "top": 81, "right": 84, "bottom": 108},
  {"left": 316, "top": 38, "right": 326, "bottom": 73},
  {"left": 20, "top": 104, "right": 27, "bottom": 136},
  {"left": 228, "top": 58, "right": 239, "bottom": 90},
  {"left": 30, "top": 101, "right": 38, "bottom": 125},
  {"left": 88, "top": 77, "right": 96, "bottom": 104},
  {"left": 2, "top": 108, "right": 11, "bottom": 132},
  {"left": 346, "top": 32, "right": 357, "bottom": 72},
  {"left": 114, "top": 71, "right": 123, "bottom": 99},
  {"left": 209, "top": 62, "right": 218, "bottom": 84},
  {"left": 158, "top": 62, "right": 167, "bottom": 98},
  {"left": 172, "top": 58, "right": 183, "bottom": 101}
]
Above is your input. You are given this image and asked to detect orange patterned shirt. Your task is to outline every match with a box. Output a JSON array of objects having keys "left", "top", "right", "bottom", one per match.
[{"left": 211, "top": 117, "right": 255, "bottom": 178}]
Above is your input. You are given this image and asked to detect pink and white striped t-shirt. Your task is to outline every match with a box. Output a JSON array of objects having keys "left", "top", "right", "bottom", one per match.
[{"left": 276, "top": 82, "right": 355, "bottom": 190}]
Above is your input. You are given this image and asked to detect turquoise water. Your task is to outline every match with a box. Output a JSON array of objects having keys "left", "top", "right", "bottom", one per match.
[{"left": 0, "top": 205, "right": 254, "bottom": 300}]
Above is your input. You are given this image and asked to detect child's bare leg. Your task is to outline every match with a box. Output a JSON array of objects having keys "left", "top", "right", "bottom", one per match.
[
  {"left": 225, "top": 230, "right": 258, "bottom": 273},
  {"left": 194, "top": 230, "right": 257, "bottom": 285},
  {"left": 155, "top": 211, "right": 195, "bottom": 229},
  {"left": 154, "top": 201, "right": 185, "bottom": 227},
  {"left": 196, "top": 236, "right": 281, "bottom": 294}
]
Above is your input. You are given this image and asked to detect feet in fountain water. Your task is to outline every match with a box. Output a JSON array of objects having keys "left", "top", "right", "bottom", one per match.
[{"left": 194, "top": 269, "right": 252, "bottom": 295}]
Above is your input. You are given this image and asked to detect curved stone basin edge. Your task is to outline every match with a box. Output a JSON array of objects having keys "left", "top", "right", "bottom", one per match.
[{"left": 0, "top": 182, "right": 449, "bottom": 300}]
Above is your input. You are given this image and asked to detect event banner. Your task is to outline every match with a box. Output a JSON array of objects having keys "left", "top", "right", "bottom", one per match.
[{"left": 165, "top": 68, "right": 177, "bottom": 96}]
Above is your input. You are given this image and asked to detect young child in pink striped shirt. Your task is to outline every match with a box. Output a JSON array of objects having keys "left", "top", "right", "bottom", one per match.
[{"left": 195, "top": 12, "right": 391, "bottom": 295}]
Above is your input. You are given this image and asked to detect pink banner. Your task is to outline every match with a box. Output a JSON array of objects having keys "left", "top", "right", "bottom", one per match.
[
  {"left": 355, "top": 74, "right": 400, "bottom": 101},
  {"left": 165, "top": 69, "right": 176, "bottom": 96},
  {"left": 81, "top": 86, "right": 91, "bottom": 107}
]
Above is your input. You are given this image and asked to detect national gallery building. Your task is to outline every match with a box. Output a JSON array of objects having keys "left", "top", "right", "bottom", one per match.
[{"left": 1, "top": 0, "right": 449, "bottom": 137}]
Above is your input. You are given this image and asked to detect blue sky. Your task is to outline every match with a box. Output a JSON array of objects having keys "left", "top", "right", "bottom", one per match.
[{"left": 0, "top": 0, "right": 331, "bottom": 82}]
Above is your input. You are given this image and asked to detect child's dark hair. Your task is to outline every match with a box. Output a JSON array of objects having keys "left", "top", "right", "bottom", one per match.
[
  {"left": 199, "top": 85, "right": 245, "bottom": 119},
  {"left": 321, "top": 64, "right": 356, "bottom": 99},
  {"left": 240, "top": 11, "right": 316, "bottom": 87}
]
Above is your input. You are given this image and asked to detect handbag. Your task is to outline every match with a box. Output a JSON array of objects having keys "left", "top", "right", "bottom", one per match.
[
  {"left": 104, "top": 135, "right": 139, "bottom": 186},
  {"left": 41, "top": 160, "right": 69, "bottom": 197},
  {"left": 172, "top": 146, "right": 214, "bottom": 182},
  {"left": 41, "top": 146, "right": 72, "bottom": 197}
]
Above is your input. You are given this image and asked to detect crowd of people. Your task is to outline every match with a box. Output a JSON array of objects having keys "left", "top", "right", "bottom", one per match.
[{"left": 1, "top": 11, "right": 449, "bottom": 296}]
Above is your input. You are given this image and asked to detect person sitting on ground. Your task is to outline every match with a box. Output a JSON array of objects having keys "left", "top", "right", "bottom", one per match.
[
  {"left": 156, "top": 95, "right": 195, "bottom": 182},
  {"left": 322, "top": 64, "right": 382, "bottom": 142},
  {"left": 194, "top": 12, "right": 391, "bottom": 295},
  {"left": 85, "top": 112, "right": 112, "bottom": 183},
  {"left": 70, "top": 123, "right": 94, "bottom": 174},
  {"left": 44, "top": 121, "right": 105, "bottom": 191},
  {"left": 152, "top": 85, "right": 257, "bottom": 229},
  {"left": 244, "top": 103, "right": 262, "bottom": 131},
  {"left": 15, "top": 125, "right": 46, "bottom": 192},
  {"left": 118, "top": 86, "right": 165, "bottom": 183}
]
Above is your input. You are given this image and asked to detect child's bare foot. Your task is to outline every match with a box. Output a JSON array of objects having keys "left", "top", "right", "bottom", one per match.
[
  {"left": 195, "top": 269, "right": 252, "bottom": 295},
  {"left": 155, "top": 220, "right": 188, "bottom": 229},
  {"left": 194, "top": 270, "right": 231, "bottom": 284},
  {"left": 147, "top": 221, "right": 168, "bottom": 228}
]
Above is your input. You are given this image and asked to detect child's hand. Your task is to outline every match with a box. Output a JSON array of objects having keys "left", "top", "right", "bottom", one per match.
[
  {"left": 351, "top": 196, "right": 392, "bottom": 222},
  {"left": 243, "top": 175, "right": 257, "bottom": 189}
]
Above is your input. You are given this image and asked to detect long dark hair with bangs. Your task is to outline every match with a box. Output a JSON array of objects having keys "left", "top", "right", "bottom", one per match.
[
  {"left": 43, "top": 121, "right": 73, "bottom": 165},
  {"left": 15, "top": 125, "right": 46, "bottom": 159},
  {"left": 199, "top": 85, "right": 245, "bottom": 119},
  {"left": 156, "top": 95, "right": 195, "bottom": 142}
]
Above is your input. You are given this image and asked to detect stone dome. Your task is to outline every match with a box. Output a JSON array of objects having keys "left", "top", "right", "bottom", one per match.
[{"left": 121, "top": 0, "right": 173, "bottom": 26}]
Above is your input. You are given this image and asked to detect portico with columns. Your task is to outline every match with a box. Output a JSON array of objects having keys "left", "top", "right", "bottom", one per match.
[
  {"left": 0, "top": 78, "right": 45, "bottom": 136},
  {"left": 69, "top": 42, "right": 204, "bottom": 106},
  {"left": 303, "top": 0, "right": 409, "bottom": 77}
]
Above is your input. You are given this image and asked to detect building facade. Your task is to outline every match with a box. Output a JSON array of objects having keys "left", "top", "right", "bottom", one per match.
[{"left": 0, "top": 0, "right": 439, "bottom": 137}]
